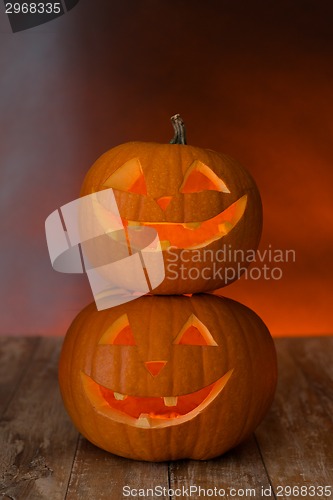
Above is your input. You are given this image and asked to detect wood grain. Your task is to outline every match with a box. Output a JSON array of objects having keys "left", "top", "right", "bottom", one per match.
[
  {"left": 256, "top": 337, "right": 333, "bottom": 499},
  {"left": 170, "top": 436, "right": 275, "bottom": 499},
  {"left": 0, "top": 337, "right": 39, "bottom": 416},
  {"left": 66, "top": 436, "right": 169, "bottom": 499},
  {"left": 0, "top": 338, "right": 78, "bottom": 500},
  {"left": 0, "top": 336, "right": 332, "bottom": 500}
]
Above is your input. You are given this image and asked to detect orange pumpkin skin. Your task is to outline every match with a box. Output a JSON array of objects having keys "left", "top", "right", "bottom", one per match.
[
  {"left": 80, "top": 140, "right": 262, "bottom": 294},
  {"left": 58, "top": 294, "right": 277, "bottom": 461}
]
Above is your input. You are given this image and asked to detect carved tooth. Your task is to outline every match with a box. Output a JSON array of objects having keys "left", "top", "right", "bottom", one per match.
[
  {"left": 160, "top": 240, "right": 171, "bottom": 250},
  {"left": 106, "top": 230, "right": 122, "bottom": 241},
  {"left": 218, "top": 221, "right": 233, "bottom": 234},
  {"left": 164, "top": 396, "right": 178, "bottom": 407},
  {"left": 184, "top": 222, "right": 201, "bottom": 230},
  {"left": 127, "top": 220, "right": 141, "bottom": 226},
  {"left": 114, "top": 392, "right": 127, "bottom": 401},
  {"left": 136, "top": 414, "right": 151, "bottom": 428}
]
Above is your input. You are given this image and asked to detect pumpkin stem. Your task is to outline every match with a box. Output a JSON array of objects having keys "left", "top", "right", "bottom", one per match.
[{"left": 170, "top": 114, "right": 187, "bottom": 145}]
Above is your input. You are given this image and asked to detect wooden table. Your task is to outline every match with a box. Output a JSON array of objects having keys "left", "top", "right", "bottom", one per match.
[{"left": 0, "top": 337, "right": 332, "bottom": 499}]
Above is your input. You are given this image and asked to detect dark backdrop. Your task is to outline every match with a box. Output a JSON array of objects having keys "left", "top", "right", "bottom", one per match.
[{"left": 1, "top": 0, "right": 332, "bottom": 335}]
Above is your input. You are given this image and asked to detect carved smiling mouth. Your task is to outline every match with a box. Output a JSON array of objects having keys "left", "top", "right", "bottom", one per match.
[
  {"left": 124, "top": 195, "right": 247, "bottom": 249},
  {"left": 91, "top": 193, "right": 247, "bottom": 251},
  {"left": 81, "top": 369, "right": 233, "bottom": 428}
]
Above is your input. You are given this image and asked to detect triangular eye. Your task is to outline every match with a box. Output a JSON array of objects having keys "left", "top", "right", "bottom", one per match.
[
  {"left": 180, "top": 160, "right": 230, "bottom": 194},
  {"left": 103, "top": 158, "right": 147, "bottom": 195},
  {"left": 98, "top": 314, "right": 136, "bottom": 345},
  {"left": 173, "top": 314, "right": 218, "bottom": 346}
]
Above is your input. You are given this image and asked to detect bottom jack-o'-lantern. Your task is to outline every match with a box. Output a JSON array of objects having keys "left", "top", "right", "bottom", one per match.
[{"left": 58, "top": 294, "right": 277, "bottom": 461}]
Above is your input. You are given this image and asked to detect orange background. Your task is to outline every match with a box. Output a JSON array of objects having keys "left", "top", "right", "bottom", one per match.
[{"left": 0, "top": 1, "right": 332, "bottom": 336}]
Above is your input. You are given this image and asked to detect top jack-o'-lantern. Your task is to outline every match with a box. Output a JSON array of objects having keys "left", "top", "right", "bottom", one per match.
[{"left": 80, "top": 115, "right": 262, "bottom": 294}]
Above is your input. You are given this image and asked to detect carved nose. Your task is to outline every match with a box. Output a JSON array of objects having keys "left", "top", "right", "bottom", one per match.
[
  {"left": 145, "top": 361, "right": 167, "bottom": 376},
  {"left": 156, "top": 196, "right": 172, "bottom": 211}
]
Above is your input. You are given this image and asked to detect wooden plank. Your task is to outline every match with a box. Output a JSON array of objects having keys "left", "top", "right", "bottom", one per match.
[
  {"left": 256, "top": 337, "right": 333, "bottom": 499},
  {"left": 0, "top": 338, "right": 78, "bottom": 500},
  {"left": 0, "top": 336, "right": 332, "bottom": 499},
  {"left": 65, "top": 436, "right": 169, "bottom": 499},
  {"left": 0, "top": 337, "right": 40, "bottom": 416},
  {"left": 169, "top": 436, "right": 274, "bottom": 499}
]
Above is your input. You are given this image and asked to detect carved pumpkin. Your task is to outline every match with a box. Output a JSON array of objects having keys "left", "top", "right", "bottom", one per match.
[
  {"left": 80, "top": 115, "right": 262, "bottom": 294},
  {"left": 58, "top": 294, "right": 277, "bottom": 461}
]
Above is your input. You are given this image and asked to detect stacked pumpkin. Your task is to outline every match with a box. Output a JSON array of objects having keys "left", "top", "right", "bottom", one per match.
[{"left": 59, "top": 115, "right": 277, "bottom": 461}]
